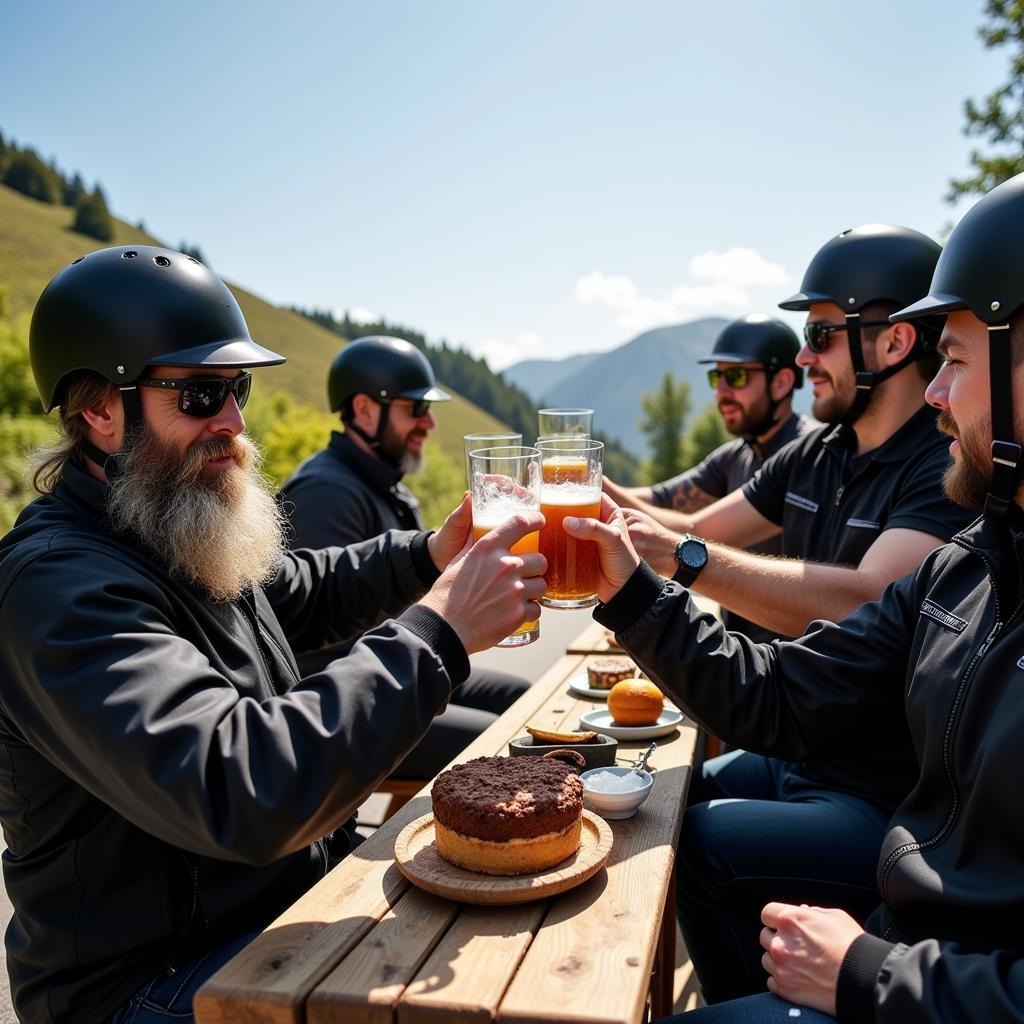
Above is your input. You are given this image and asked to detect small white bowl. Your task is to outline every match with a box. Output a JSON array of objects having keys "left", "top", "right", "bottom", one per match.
[{"left": 579, "top": 766, "right": 653, "bottom": 820}]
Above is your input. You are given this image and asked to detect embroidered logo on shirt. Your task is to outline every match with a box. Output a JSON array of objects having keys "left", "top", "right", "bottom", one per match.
[
  {"left": 784, "top": 491, "right": 818, "bottom": 513},
  {"left": 920, "top": 599, "right": 968, "bottom": 634},
  {"left": 1016, "top": 656, "right": 1024, "bottom": 671},
  {"left": 846, "top": 518, "right": 880, "bottom": 530}
]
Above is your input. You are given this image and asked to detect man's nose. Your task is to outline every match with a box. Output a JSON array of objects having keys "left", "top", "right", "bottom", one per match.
[
  {"left": 925, "top": 365, "right": 951, "bottom": 410},
  {"left": 208, "top": 393, "right": 246, "bottom": 436}
]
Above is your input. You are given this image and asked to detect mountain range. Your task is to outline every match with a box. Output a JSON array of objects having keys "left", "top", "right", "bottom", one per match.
[{"left": 503, "top": 318, "right": 814, "bottom": 458}]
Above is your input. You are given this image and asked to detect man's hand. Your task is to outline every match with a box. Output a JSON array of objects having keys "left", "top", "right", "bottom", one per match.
[
  {"left": 621, "top": 507, "right": 682, "bottom": 578},
  {"left": 759, "top": 903, "right": 864, "bottom": 1015},
  {"left": 562, "top": 494, "right": 641, "bottom": 602},
  {"left": 427, "top": 493, "right": 473, "bottom": 572},
  {"left": 420, "top": 511, "right": 547, "bottom": 653}
]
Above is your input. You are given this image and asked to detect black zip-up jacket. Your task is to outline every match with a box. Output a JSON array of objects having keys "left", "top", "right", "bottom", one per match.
[
  {"left": 0, "top": 461, "right": 470, "bottom": 1024},
  {"left": 596, "top": 512, "right": 1024, "bottom": 1023}
]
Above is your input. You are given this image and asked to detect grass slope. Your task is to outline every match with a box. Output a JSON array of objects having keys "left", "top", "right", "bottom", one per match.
[{"left": 0, "top": 184, "right": 505, "bottom": 462}]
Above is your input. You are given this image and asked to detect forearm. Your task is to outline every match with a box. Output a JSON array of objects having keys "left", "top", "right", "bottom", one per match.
[{"left": 695, "top": 544, "right": 884, "bottom": 637}]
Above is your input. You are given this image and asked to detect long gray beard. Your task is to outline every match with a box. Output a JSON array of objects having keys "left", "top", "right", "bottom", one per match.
[{"left": 106, "top": 427, "right": 285, "bottom": 602}]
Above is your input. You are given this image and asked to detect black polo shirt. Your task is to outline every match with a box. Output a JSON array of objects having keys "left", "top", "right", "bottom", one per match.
[
  {"left": 650, "top": 413, "right": 815, "bottom": 643},
  {"left": 743, "top": 405, "right": 973, "bottom": 569}
]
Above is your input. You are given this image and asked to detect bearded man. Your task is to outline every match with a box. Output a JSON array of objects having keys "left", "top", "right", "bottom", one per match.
[
  {"left": 603, "top": 225, "right": 976, "bottom": 1004},
  {"left": 0, "top": 247, "right": 545, "bottom": 1024},
  {"left": 604, "top": 314, "right": 812, "bottom": 643},
  {"left": 573, "top": 169, "right": 1024, "bottom": 1024},
  {"left": 280, "top": 336, "right": 530, "bottom": 783}
]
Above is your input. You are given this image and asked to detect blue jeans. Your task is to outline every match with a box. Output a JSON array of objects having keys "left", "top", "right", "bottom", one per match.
[
  {"left": 108, "top": 932, "right": 259, "bottom": 1022},
  {"left": 676, "top": 751, "right": 888, "bottom": 1004},
  {"left": 657, "top": 993, "right": 835, "bottom": 1023}
]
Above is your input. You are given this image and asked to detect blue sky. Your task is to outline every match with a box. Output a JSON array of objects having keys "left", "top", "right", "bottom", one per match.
[{"left": 3, "top": 1, "right": 1006, "bottom": 369}]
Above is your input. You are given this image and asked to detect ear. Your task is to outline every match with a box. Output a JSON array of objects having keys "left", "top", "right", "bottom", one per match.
[
  {"left": 350, "top": 393, "right": 380, "bottom": 432},
  {"left": 879, "top": 321, "right": 919, "bottom": 367},
  {"left": 80, "top": 390, "right": 123, "bottom": 452},
  {"left": 769, "top": 368, "right": 795, "bottom": 401}
]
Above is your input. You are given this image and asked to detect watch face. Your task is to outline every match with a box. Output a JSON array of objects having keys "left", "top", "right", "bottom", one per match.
[{"left": 680, "top": 538, "right": 707, "bottom": 570}]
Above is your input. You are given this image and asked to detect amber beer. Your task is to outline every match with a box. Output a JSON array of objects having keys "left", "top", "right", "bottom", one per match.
[
  {"left": 472, "top": 517, "right": 540, "bottom": 644},
  {"left": 541, "top": 457, "right": 589, "bottom": 485},
  {"left": 539, "top": 488, "right": 600, "bottom": 607}
]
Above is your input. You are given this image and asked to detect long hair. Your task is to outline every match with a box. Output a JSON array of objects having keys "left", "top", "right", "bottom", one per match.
[{"left": 29, "top": 373, "right": 119, "bottom": 494}]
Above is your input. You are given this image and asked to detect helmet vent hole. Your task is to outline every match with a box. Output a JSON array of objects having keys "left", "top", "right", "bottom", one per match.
[
  {"left": 153, "top": 256, "right": 171, "bottom": 268},
  {"left": 71, "top": 257, "right": 84, "bottom": 265},
  {"left": 121, "top": 251, "right": 137, "bottom": 259}
]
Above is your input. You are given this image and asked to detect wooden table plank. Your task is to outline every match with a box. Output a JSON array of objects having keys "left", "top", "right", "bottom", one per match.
[
  {"left": 399, "top": 904, "right": 548, "bottom": 1024},
  {"left": 197, "top": 631, "right": 697, "bottom": 1024},
  {"left": 497, "top": 750, "right": 695, "bottom": 1024},
  {"left": 307, "top": 886, "right": 459, "bottom": 1024},
  {"left": 196, "top": 653, "right": 588, "bottom": 1023}
]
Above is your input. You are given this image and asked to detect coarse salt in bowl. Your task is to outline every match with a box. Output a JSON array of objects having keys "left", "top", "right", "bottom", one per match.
[{"left": 579, "top": 765, "right": 653, "bottom": 820}]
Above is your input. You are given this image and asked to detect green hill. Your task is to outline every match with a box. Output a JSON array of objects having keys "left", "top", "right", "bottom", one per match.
[{"left": 0, "top": 183, "right": 506, "bottom": 464}]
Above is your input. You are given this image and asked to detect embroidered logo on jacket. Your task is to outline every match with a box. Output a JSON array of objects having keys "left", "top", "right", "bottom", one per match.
[
  {"left": 784, "top": 492, "right": 818, "bottom": 513},
  {"left": 846, "top": 518, "right": 880, "bottom": 530},
  {"left": 920, "top": 599, "right": 968, "bottom": 634}
]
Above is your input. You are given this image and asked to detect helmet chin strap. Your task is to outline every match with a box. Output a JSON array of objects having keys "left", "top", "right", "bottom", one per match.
[
  {"left": 81, "top": 385, "right": 144, "bottom": 480},
  {"left": 347, "top": 398, "right": 403, "bottom": 467},
  {"left": 984, "top": 322, "right": 1022, "bottom": 518},
  {"left": 840, "top": 313, "right": 923, "bottom": 429}
]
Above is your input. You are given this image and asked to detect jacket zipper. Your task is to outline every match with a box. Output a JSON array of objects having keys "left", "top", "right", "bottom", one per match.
[{"left": 878, "top": 544, "right": 1017, "bottom": 934}]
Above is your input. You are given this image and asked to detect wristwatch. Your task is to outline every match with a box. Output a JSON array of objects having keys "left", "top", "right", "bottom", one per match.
[{"left": 673, "top": 534, "right": 708, "bottom": 587}]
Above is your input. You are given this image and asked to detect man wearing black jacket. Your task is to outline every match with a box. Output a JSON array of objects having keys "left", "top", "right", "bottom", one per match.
[
  {"left": 567, "top": 172, "right": 1024, "bottom": 1022},
  {"left": 280, "top": 336, "right": 530, "bottom": 780},
  {"left": 0, "top": 248, "right": 545, "bottom": 1024},
  {"left": 614, "top": 226, "right": 974, "bottom": 1003}
]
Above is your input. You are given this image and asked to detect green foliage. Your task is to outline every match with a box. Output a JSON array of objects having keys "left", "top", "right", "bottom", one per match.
[
  {"left": 3, "top": 149, "right": 61, "bottom": 204},
  {"left": 0, "top": 288, "right": 55, "bottom": 533},
  {"left": 683, "top": 401, "right": 731, "bottom": 469},
  {"left": 240, "top": 389, "right": 337, "bottom": 488},
  {"left": 0, "top": 294, "right": 41, "bottom": 417},
  {"left": 949, "top": 0, "right": 1024, "bottom": 201},
  {"left": 62, "top": 172, "right": 86, "bottom": 208},
  {"left": 73, "top": 188, "right": 114, "bottom": 242},
  {"left": 639, "top": 371, "right": 691, "bottom": 482}
]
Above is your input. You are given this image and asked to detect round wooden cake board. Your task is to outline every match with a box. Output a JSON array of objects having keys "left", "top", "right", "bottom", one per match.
[{"left": 394, "top": 811, "right": 613, "bottom": 905}]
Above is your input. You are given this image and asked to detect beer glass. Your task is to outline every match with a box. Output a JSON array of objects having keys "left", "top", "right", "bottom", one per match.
[
  {"left": 537, "top": 407, "right": 593, "bottom": 441},
  {"left": 463, "top": 432, "right": 522, "bottom": 487},
  {"left": 468, "top": 446, "right": 542, "bottom": 646},
  {"left": 536, "top": 438, "right": 603, "bottom": 609}
]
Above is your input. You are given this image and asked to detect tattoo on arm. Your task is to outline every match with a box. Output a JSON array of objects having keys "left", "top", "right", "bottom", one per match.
[{"left": 669, "top": 480, "right": 716, "bottom": 513}]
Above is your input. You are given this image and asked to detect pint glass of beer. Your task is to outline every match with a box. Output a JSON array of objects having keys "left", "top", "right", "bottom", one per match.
[
  {"left": 463, "top": 432, "right": 522, "bottom": 487},
  {"left": 537, "top": 407, "right": 593, "bottom": 441},
  {"left": 536, "top": 438, "right": 603, "bottom": 609},
  {"left": 468, "top": 446, "right": 542, "bottom": 647}
]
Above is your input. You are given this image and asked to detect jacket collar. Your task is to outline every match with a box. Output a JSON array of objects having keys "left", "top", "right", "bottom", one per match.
[
  {"left": 327, "top": 430, "right": 418, "bottom": 508},
  {"left": 58, "top": 457, "right": 110, "bottom": 522}
]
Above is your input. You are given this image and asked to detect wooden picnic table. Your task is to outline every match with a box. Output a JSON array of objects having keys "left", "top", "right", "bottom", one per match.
[{"left": 195, "top": 625, "right": 698, "bottom": 1024}]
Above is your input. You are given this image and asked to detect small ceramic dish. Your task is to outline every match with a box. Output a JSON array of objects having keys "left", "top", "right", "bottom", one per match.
[
  {"left": 579, "top": 765, "right": 654, "bottom": 820},
  {"left": 508, "top": 733, "right": 618, "bottom": 769}
]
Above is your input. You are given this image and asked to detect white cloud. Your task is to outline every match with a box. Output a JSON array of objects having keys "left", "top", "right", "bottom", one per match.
[
  {"left": 574, "top": 247, "right": 794, "bottom": 332},
  {"left": 331, "top": 305, "right": 378, "bottom": 324},
  {"left": 478, "top": 332, "right": 546, "bottom": 372}
]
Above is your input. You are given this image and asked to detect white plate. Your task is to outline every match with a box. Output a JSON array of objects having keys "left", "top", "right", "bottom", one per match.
[
  {"left": 566, "top": 672, "right": 615, "bottom": 700},
  {"left": 579, "top": 708, "right": 685, "bottom": 740}
]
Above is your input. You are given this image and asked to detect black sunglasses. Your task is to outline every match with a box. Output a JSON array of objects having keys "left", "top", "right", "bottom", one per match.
[
  {"left": 136, "top": 372, "right": 253, "bottom": 418},
  {"left": 803, "top": 320, "right": 892, "bottom": 354},
  {"left": 707, "top": 366, "right": 765, "bottom": 390},
  {"left": 385, "top": 397, "right": 432, "bottom": 418}
]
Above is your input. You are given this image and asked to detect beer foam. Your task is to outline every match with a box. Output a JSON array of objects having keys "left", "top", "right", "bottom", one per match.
[
  {"left": 540, "top": 484, "right": 601, "bottom": 506},
  {"left": 473, "top": 499, "right": 536, "bottom": 531}
]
